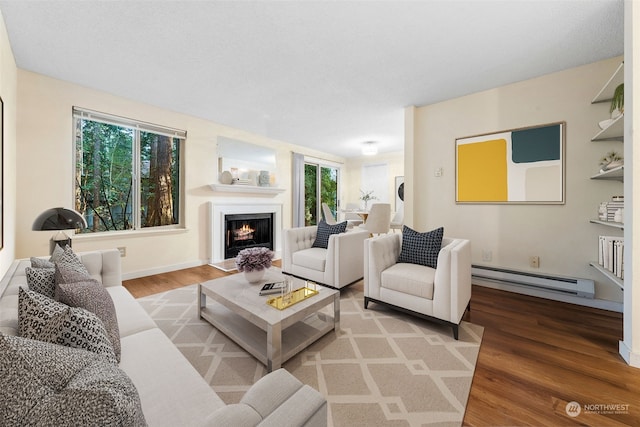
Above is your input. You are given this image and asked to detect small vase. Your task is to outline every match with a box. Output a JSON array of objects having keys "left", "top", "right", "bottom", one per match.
[{"left": 243, "top": 269, "right": 266, "bottom": 283}]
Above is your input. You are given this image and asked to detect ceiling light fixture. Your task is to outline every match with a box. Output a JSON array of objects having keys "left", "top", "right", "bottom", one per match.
[{"left": 362, "top": 141, "right": 378, "bottom": 156}]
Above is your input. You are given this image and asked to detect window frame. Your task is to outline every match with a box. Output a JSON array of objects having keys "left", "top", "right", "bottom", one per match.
[{"left": 72, "top": 107, "right": 186, "bottom": 235}]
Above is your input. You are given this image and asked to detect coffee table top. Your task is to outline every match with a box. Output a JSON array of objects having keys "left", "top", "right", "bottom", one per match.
[{"left": 200, "top": 268, "right": 338, "bottom": 325}]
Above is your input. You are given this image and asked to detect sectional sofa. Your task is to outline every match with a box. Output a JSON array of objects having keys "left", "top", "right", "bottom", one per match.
[{"left": 0, "top": 248, "right": 327, "bottom": 426}]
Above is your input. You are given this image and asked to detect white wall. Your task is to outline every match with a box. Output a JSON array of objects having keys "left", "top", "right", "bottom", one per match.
[
  {"left": 16, "top": 71, "right": 344, "bottom": 278},
  {"left": 408, "top": 56, "right": 625, "bottom": 303},
  {"left": 0, "top": 9, "right": 17, "bottom": 280},
  {"left": 344, "top": 151, "right": 404, "bottom": 211}
]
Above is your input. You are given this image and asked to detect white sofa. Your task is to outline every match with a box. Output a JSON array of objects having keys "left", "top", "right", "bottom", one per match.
[
  {"left": 364, "top": 234, "right": 471, "bottom": 339},
  {"left": 0, "top": 249, "right": 327, "bottom": 426},
  {"left": 283, "top": 226, "right": 369, "bottom": 289}
]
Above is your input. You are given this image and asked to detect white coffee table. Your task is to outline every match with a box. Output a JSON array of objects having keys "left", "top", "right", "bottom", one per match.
[{"left": 197, "top": 268, "right": 340, "bottom": 372}]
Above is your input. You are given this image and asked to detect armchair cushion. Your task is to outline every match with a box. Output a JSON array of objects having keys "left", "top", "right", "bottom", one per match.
[
  {"left": 381, "top": 263, "right": 435, "bottom": 299},
  {"left": 292, "top": 248, "right": 327, "bottom": 272},
  {"left": 397, "top": 226, "right": 443, "bottom": 268},
  {"left": 312, "top": 219, "right": 347, "bottom": 249}
]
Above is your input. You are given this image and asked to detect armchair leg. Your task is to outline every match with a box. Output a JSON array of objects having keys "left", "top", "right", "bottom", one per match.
[
  {"left": 364, "top": 297, "right": 369, "bottom": 309},
  {"left": 452, "top": 324, "right": 459, "bottom": 340}
]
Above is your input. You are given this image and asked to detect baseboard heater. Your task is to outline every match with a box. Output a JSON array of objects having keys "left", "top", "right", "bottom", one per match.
[{"left": 472, "top": 265, "right": 595, "bottom": 299}]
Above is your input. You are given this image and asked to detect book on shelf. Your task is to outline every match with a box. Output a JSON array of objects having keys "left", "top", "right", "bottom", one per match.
[{"left": 598, "top": 235, "right": 624, "bottom": 279}]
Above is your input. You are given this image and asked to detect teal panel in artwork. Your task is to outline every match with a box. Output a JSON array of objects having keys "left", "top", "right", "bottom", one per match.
[{"left": 511, "top": 124, "right": 561, "bottom": 163}]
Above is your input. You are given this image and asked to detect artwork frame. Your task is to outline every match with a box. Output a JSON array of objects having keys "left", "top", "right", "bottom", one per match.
[
  {"left": 394, "top": 176, "right": 404, "bottom": 211},
  {"left": 0, "top": 96, "right": 4, "bottom": 250},
  {"left": 455, "top": 121, "right": 565, "bottom": 205}
]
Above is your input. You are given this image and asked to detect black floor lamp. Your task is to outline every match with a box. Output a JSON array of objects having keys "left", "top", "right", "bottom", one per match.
[{"left": 32, "top": 207, "right": 87, "bottom": 255}]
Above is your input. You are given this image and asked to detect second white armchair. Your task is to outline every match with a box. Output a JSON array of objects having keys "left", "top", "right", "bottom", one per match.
[{"left": 283, "top": 224, "right": 369, "bottom": 289}]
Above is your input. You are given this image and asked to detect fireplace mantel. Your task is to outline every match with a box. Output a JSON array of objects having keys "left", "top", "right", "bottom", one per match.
[{"left": 209, "top": 184, "right": 285, "bottom": 195}]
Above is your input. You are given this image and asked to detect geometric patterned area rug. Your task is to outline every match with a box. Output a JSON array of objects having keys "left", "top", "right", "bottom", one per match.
[{"left": 138, "top": 281, "right": 483, "bottom": 427}]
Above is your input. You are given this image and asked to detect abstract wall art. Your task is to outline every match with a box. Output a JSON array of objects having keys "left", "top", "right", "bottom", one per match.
[{"left": 456, "top": 122, "right": 565, "bottom": 204}]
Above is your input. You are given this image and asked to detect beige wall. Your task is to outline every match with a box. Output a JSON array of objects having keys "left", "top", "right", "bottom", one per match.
[
  {"left": 408, "top": 56, "right": 625, "bottom": 303},
  {"left": 0, "top": 10, "right": 17, "bottom": 279},
  {"left": 343, "top": 151, "right": 404, "bottom": 212},
  {"left": 16, "top": 71, "right": 343, "bottom": 278}
]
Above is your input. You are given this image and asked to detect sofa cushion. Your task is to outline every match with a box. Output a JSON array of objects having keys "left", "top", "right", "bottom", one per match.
[
  {"left": 0, "top": 334, "right": 146, "bottom": 427},
  {"left": 292, "top": 248, "right": 327, "bottom": 272},
  {"left": 397, "top": 226, "right": 443, "bottom": 268},
  {"left": 381, "top": 262, "right": 435, "bottom": 300},
  {"left": 25, "top": 267, "right": 56, "bottom": 298},
  {"left": 18, "top": 287, "right": 117, "bottom": 364},
  {"left": 312, "top": 219, "right": 347, "bottom": 249},
  {"left": 57, "top": 278, "right": 121, "bottom": 362}
]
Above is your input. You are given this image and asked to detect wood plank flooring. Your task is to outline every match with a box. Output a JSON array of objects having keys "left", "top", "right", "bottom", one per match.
[{"left": 123, "top": 265, "right": 640, "bottom": 426}]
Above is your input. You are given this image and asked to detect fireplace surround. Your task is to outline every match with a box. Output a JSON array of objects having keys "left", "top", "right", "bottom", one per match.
[{"left": 209, "top": 202, "right": 282, "bottom": 264}]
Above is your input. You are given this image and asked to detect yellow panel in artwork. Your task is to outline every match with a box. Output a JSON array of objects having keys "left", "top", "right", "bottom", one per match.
[{"left": 457, "top": 139, "right": 508, "bottom": 202}]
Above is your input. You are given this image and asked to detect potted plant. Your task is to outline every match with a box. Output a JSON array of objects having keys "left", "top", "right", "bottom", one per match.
[
  {"left": 360, "top": 189, "right": 377, "bottom": 210},
  {"left": 236, "top": 247, "right": 274, "bottom": 283},
  {"left": 610, "top": 83, "right": 624, "bottom": 118}
]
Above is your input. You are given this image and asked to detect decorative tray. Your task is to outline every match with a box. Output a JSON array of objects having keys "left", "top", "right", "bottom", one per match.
[{"left": 266, "top": 287, "right": 319, "bottom": 310}]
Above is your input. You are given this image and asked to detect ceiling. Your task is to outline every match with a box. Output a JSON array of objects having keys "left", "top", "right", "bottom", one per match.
[{"left": 0, "top": 0, "right": 624, "bottom": 158}]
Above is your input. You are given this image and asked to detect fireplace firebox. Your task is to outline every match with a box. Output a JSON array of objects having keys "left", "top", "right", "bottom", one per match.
[{"left": 224, "top": 213, "right": 274, "bottom": 259}]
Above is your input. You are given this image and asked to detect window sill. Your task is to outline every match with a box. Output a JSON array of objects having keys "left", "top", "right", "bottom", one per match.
[{"left": 72, "top": 227, "right": 189, "bottom": 241}]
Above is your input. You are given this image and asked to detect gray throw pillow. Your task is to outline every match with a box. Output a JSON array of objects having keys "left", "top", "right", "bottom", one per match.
[
  {"left": 312, "top": 219, "right": 348, "bottom": 249},
  {"left": 57, "top": 279, "right": 121, "bottom": 362},
  {"left": 51, "top": 245, "right": 90, "bottom": 277},
  {"left": 18, "top": 288, "right": 117, "bottom": 364},
  {"left": 397, "top": 226, "right": 444, "bottom": 268},
  {"left": 30, "top": 257, "right": 55, "bottom": 269},
  {"left": 25, "top": 267, "right": 56, "bottom": 298},
  {"left": 0, "top": 334, "right": 147, "bottom": 427}
]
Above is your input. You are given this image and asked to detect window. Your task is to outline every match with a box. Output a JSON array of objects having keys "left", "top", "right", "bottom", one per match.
[
  {"left": 304, "top": 161, "right": 339, "bottom": 226},
  {"left": 73, "top": 108, "right": 185, "bottom": 233}
]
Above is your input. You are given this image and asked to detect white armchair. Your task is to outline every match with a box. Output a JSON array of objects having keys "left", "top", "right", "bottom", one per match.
[
  {"left": 283, "top": 226, "right": 369, "bottom": 289},
  {"left": 364, "top": 233, "right": 471, "bottom": 339}
]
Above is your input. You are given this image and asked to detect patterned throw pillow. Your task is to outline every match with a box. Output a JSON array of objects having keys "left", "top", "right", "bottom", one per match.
[
  {"left": 57, "top": 279, "right": 121, "bottom": 362},
  {"left": 0, "top": 334, "right": 147, "bottom": 427},
  {"left": 17, "top": 288, "right": 117, "bottom": 364},
  {"left": 25, "top": 267, "right": 56, "bottom": 298},
  {"left": 51, "top": 245, "right": 90, "bottom": 277},
  {"left": 397, "top": 226, "right": 444, "bottom": 268},
  {"left": 312, "top": 219, "right": 348, "bottom": 249},
  {"left": 30, "top": 257, "right": 55, "bottom": 269}
]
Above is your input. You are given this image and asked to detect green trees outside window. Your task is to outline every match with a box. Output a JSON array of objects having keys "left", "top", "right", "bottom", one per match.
[
  {"left": 74, "top": 108, "right": 183, "bottom": 233},
  {"left": 304, "top": 162, "right": 338, "bottom": 226}
]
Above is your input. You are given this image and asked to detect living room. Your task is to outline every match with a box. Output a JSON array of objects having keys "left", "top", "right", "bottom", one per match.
[{"left": 0, "top": 1, "right": 640, "bottom": 426}]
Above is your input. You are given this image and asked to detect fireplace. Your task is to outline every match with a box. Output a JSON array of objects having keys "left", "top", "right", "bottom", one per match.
[
  {"left": 209, "top": 202, "right": 283, "bottom": 264},
  {"left": 224, "top": 213, "right": 274, "bottom": 259}
]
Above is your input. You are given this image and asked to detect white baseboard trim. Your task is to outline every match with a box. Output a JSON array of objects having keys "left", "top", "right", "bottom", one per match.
[
  {"left": 473, "top": 279, "right": 623, "bottom": 313},
  {"left": 122, "top": 259, "right": 208, "bottom": 281},
  {"left": 619, "top": 340, "right": 640, "bottom": 367}
]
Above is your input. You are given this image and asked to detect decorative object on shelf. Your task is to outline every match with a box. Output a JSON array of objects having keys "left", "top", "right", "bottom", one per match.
[
  {"left": 235, "top": 247, "right": 274, "bottom": 283},
  {"left": 359, "top": 189, "right": 377, "bottom": 210},
  {"left": 610, "top": 83, "right": 624, "bottom": 117},
  {"left": 598, "top": 196, "right": 624, "bottom": 222},
  {"left": 599, "top": 151, "right": 623, "bottom": 172},
  {"left": 258, "top": 170, "right": 270, "bottom": 187},
  {"left": 219, "top": 170, "right": 233, "bottom": 185},
  {"left": 598, "top": 118, "right": 615, "bottom": 130},
  {"left": 32, "top": 207, "right": 88, "bottom": 255}
]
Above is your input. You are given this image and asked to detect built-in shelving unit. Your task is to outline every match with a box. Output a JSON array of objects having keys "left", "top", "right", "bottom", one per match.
[
  {"left": 209, "top": 183, "right": 285, "bottom": 195},
  {"left": 589, "top": 262, "right": 623, "bottom": 289},
  {"left": 591, "top": 113, "right": 624, "bottom": 141},
  {"left": 590, "top": 165, "right": 624, "bottom": 181},
  {"left": 589, "top": 62, "right": 624, "bottom": 289},
  {"left": 589, "top": 219, "right": 624, "bottom": 229}
]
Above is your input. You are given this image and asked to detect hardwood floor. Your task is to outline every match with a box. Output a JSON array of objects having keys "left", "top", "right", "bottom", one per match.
[{"left": 123, "top": 266, "right": 640, "bottom": 426}]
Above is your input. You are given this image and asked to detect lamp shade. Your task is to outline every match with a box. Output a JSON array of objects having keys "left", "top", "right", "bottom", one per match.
[{"left": 32, "top": 208, "right": 87, "bottom": 231}]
